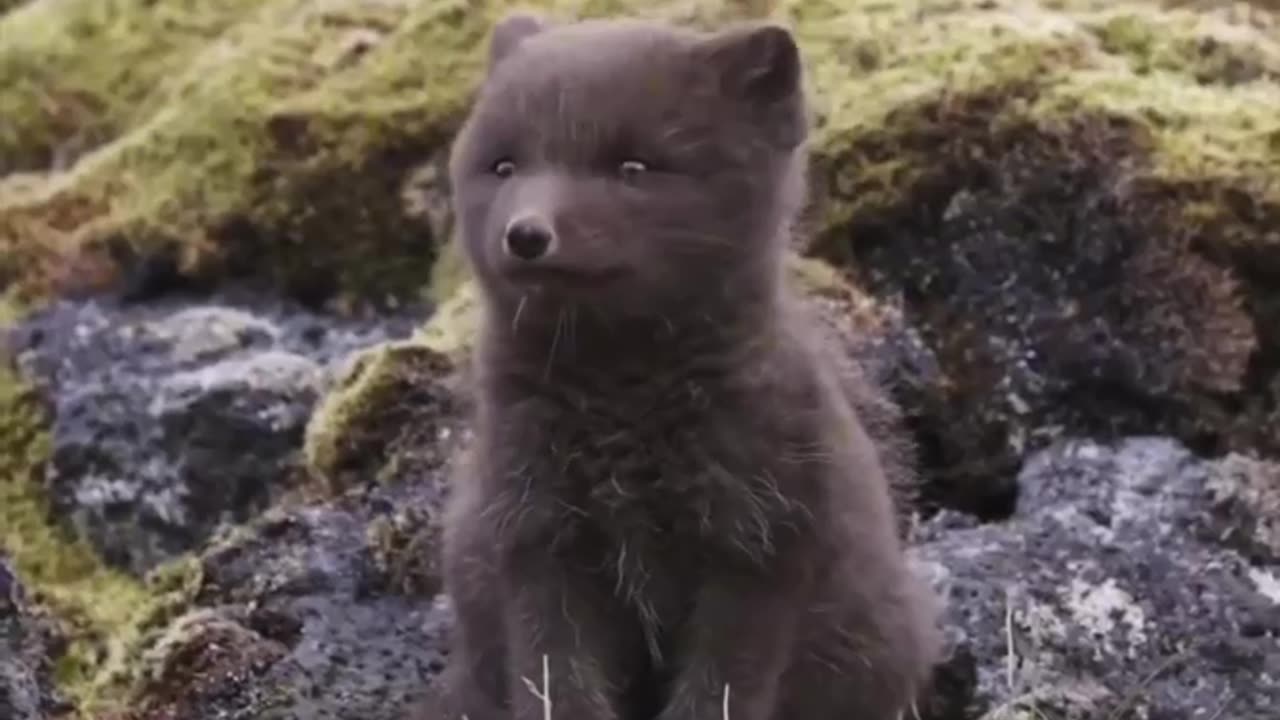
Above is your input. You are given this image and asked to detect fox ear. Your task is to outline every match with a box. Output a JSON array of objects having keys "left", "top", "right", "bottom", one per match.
[
  {"left": 489, "top": 13, "right": 548, "bottom": 70},
  {"left": 701, "top": 23, "right": 802, "bottom": 106},
  {"left": 698, "top": 23, "right": 807, "bottom": 148}
]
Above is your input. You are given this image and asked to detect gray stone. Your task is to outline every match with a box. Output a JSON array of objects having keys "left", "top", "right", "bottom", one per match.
[
  {"left": 916, "top": 437, "right": 1280, "bottom": 720},
  {"left": 126, "top": 473, "right": 454, "bottom": 720},
  {"left": 118, "top": 342, "right": 468, "bottom": 719},
  {"left": 7, "top": 293, "right": 419, "bottom": 575}
]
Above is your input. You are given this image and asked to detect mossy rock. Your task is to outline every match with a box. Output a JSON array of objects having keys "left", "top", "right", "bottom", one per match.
[
  {"left": 0, "top": 0, "right": 499, "bottom": 308},
  {"left": 787, "top": 0, "right": 1280, "bottom": 250},
  {"left": 0, "top": 0, "right": 269, "bottom": 176},
  {"left": 415, "top": 273, "right": 480, "bottom": 357},
  {"left": 0, "top": 357, "right": 202, "bottom": 715},
  {"left": 771, "top": 0, "right": 1279, "bottom": 509},
  {"left": 303, "top": 339, "right": 463, "bottom": 495}
]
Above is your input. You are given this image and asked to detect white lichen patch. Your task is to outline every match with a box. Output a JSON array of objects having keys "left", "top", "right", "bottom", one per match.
[
  {"left": 1064, "top": 576, "right": 1148, "bottom": 661},
  {"left": 1206, "top": 453, "right": 1280, "bottom": 558},
  {"left": 1020, "top": 594, "right": 1069, "bottom": 647},
  {"left": 72, "top": 474, "right": 143, "bottom": 508},
  {"left": 1248, "top": 567, "right": 1280, "bottom": 605}
]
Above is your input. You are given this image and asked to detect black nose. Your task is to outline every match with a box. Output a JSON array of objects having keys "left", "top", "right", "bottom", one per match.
[{"left": 503, "top": 217, "right": 555, "bottom": 261}]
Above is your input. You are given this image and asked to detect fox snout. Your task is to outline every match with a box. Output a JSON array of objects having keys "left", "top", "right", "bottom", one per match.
[{"left": 502, "top": 214, "right": 558, "bottom": 261}]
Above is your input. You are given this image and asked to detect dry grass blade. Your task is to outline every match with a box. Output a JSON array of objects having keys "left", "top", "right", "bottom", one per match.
[{"left": 520, "top": 654, "right": 553, "bottom": 720}]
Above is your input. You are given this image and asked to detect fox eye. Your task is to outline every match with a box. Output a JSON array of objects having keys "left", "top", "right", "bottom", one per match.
[
  {"left": 619, "top": 159, "right": 647, "bottom": 179},
  {"left": 492, "top": 158, "right": 516, "bottom": 177}
]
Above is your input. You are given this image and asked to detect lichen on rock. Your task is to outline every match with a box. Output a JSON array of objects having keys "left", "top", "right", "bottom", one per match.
[
  {"left": 914, "top": 437, "right": 1280, "bottom": 718},
  {"left": 5, "top": 290, "right": 420, "bottom": 576},
  {"left": 116, "top": 483, "right": 454, "bottom": 720}
]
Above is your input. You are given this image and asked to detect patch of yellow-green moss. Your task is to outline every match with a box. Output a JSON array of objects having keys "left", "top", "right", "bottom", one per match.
[
  {"left": 0, "top": 0, "right": 501, "bottom": 305},
  {"left": 304, "top": 338, "right": 457, "bottom": 493},
  {"left": 1086, "top": 4, "right": 1280, "bottom": 84},
  {"left": 786, "top": 253, "right": 873, "bottom": 305},
  {"left": 1031, "top": 53, "right": 1280, "bottom": 257},
  {"left": 0, "top": 360, "right": 202, "bottom": 716},
  {"left": 0, "top": 0, "right": 267, "bottom": 174},
  {"left": 426, "top": 239, "right": 470, "bottom": 308}
]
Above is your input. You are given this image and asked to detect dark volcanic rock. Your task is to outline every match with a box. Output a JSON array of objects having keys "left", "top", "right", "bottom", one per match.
[
  {"left": 5, "top": 292, "right": 420, "bottom": 575},
  {"left": 0, "top": 555, "right": 68, "bottom": 720},
  {"left": 124, "top": 479, "right": 455, "bottom": 720},
  {"left": 117, "top": 346, "right": 467, "bottom": 720},
  {"left": 916, "top": 437, "right": 1280, "bottom": 720}
]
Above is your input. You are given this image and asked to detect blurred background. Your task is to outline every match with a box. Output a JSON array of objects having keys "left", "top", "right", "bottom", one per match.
[{"left": 0, "top": 1, "right": 1277, "bottom": 719}]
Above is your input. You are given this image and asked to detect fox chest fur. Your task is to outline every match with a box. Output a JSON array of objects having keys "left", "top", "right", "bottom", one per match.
[{"left": 470, "top": 357, "right": 829, "bottom": 626}]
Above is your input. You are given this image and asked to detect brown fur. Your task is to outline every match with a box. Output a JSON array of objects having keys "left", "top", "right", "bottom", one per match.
[{"left": 432, "top": 14, "right": 942, "bottom": 720}]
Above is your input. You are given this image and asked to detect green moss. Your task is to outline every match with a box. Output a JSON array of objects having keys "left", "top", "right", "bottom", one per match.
[
  {"left": 789, "top": 0, "right": 1095, "bottom": 244},
  {"left": 777, "top": 0, "right": 1280, "bottom": 258},
  {"left": 1087, "top": 6, "right": 1280, "bottom": 85},
  {"left": 0, "top": 0, "right": 500, "bottom": 305},
  {"left": 774, "top": 0, "right": 1280, "bottom": 481},
  {"left": 1031, "top": 62, "right": 1280, "bottom": 259},
  {"left": 0, "top": 0, "right": 265, "bottom": 174},
  {"left": 304, "top": 339, "right": 456, "bottom": 493},
  {"left": 0, "top": 360, "right": 201, "bottom": 715},
  {"left": 787, "top": 253, "right": 864, "bottom": 300}
]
